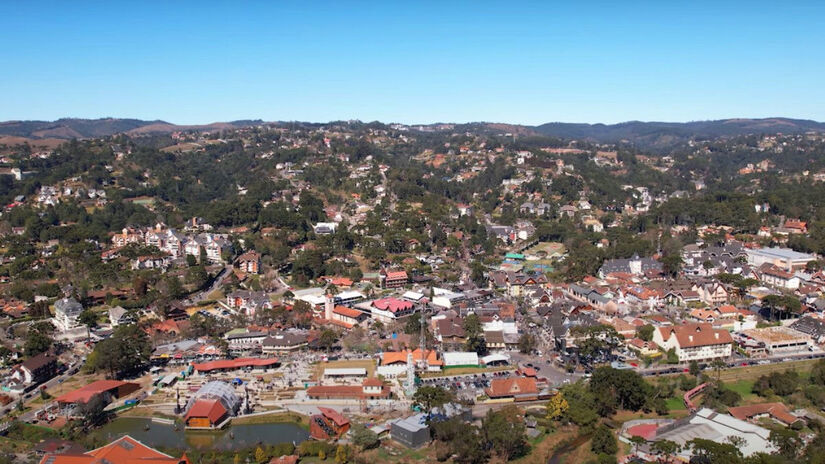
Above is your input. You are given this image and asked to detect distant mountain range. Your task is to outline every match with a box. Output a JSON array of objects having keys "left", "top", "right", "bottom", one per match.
[
  {"left": 1, "top": 117, "right": 824, "bottom": 151},
  {"left": 0, "top": 118, "right": 262, "bottom": 140}
]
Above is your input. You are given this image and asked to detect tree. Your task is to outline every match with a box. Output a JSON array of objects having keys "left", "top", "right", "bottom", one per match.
[
  {"left": 412, "top": 386, "right": 453, "bottom": 413},
  {"left": 78, "top": 309, "right": 98, "bottom": 342},
  {"left": 463, "top": 313, "right": 487, "bottom": 355},
  {"left": 688, "top": 438, "right": 743, "bottom": 464},
  {"left": 24, "top": 321, "right": 54, "bottom": 357},
  {"left": 254, "top": 446, "right": 267, "bottom": 464},
  {"left": 518, "top": 333, "right": 537, "bottom": 354},
  {"left": 318, "top": 329, "right": 337, "bottom": 352},
  {"left": 545, "top": 392, "right": 569, "bottom": 421},
  {"left": 350, "top": 424, "right": 379, "bottom": 450},
  {"left": 482, "top": 405, "right": 527, "bottom": 461},
  {"left": 450, "top": 423, "right": 489, "bottom": 464},
  {"left": 689, "top": 360, "right": 701, "bottom": 377},
  {"left": 334, "top": 444, "right": 351, "bottom": 464},
  {"left": 591, "top": 424, "right": 618, "bottom": 456},
  {"left": 650, "top": 440, "right": 680, "bottom": 462},
  {"left": 636, "top": 324, "right": 654, "bottom": 342},
  {"left": 710, "top": 358, "right": 727, "bottom": 383},
  {"left": 811, "top": 359, "right": 825, "bottom": 386},
  {"left": 560, "top": 382, "right": 598, "bottom": 426},
  {"left": 769, "top": 427, "right": 803, "bottom": 459},
  {"left": 86, "top": 323, "right": 151, "bottom": 378}
]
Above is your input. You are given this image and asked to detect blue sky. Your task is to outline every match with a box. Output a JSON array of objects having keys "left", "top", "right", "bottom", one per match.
[{"left": 2, "top": 1, "right": 824, "bottom": 125}]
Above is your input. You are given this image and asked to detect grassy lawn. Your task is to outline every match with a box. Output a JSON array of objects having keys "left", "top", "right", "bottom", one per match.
[
  {"left": 666, "top": 397, "right": 686, "bottom": 411},
  {"left": 726, "top": 379, "right": 755, "bottom": 397},
  {"left": 231, "top": 411, "right": 309, "bottom": 427},
  {"left": 717, "top": 359, "right": 819, "bottom": 383}
]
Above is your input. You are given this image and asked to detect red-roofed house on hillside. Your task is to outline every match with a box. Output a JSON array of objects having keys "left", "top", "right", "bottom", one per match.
[
  {"left": 382, "top": 270, "right": 408, "bottom": 288},
  {"left": 39, "top": 435, "right": 190, "bottom": 464},
  {"left": 56, "top": 380, "right": 140, "bottom": 418},
  {"left": 652, "top": 323, "right": 733, "bottom": 362},
  {"left": 184, "top": 399, "right": 229, "bottom": 429},
  {"left": 310, "top": 407, "right": 351, "bottom": 439},
  {"left": 331, "top": 305, "right": 368, "bottom": 327}
]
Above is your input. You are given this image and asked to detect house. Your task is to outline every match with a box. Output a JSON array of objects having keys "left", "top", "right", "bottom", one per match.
[
  {"left": 313, "top": 222, "right": 338, "bottom": 234},
  {"left": 331, "top": 305, "right": 368, "bottom": 327},
  {"left": 745, "top": 247, "right": 816, "bottom": 272},
  {"left": 225, "top": 330, "right": 269, "bottom": 353},
  {"left": 131, "top": 255, "right": 169, "bottom": 270},
  {"left": 652, "top": 323, "right": 733, "bottom": 362},
  {"left": 225, "top": 290, "right": 273, "bottom": 317},
  {"left": 108, "top": 306, "right": 135, "bottom": 327},
  {"left": 486, "top": 377, "right": 540, "bottom": 402},
  {"left": 738, "top": 327, "right": 811, "bottom": 354},
  {"left": 758, "top": 264, "right": 801, "bottom": 290},
  {"left": 236, "top": 250, "right": 262, "bottom": 274},
  {"left": 38, "top": 435, "right": 191, "bottom": 464},
  {"left": 435, "top": 317, "right": 466, "bottom": 350},
  {"left": 9, "top": 351, "right": 59, "bottom": 392},
  {"left": 728, "top": 403, "right": 804, "bottom": 428},
  {"left": 391, "top": 414, "right": 430, "bottom": 448},
  {"left": 54, "top": 297, "right": 83, "bottom": 332}
]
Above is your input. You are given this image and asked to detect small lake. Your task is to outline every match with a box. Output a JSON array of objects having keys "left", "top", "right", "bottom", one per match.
[{"left": 96, "top": 417, "right": 309, "bottom": 451}]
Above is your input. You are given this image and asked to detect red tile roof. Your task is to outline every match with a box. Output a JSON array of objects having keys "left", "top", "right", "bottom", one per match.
[
  {"left": 333, "top": 305, "right": 362, "bottom": 318},
  {"left": 372, "top": 298, "right": 414, "bottom": 313},
  {"left": 185, "top": 399, "right": 227, "bottom": 425},
  {"left": 486, "top": 377, "right": 539, "bottom": 398},
  {"left": 317, "top": 407, "right": 350, "bottom": 427},
  {"left": 39, "top": 435, "right": 187, "bottom": 464},
  {"left": 193, "top": 357, "right": 279, "bottom": 372},
  {"left": 658, "top": 323, "right": 733, "bottom": 348}
]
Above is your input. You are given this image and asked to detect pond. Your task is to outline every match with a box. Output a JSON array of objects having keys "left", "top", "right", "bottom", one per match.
[{"left": 96, "top": 417, "right": 309, "bottom": 451}]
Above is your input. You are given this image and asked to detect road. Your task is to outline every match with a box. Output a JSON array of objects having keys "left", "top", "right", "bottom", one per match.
[
  {"left": 189, "top": 265, "right": 231, "bottom": 303},
  {"left": 638, "top": 350, "right": 825, "bottom": 377}
]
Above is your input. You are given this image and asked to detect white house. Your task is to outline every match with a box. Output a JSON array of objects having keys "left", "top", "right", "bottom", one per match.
[{"left": 652, "top": 323, "right": 733, "bottom": 362}]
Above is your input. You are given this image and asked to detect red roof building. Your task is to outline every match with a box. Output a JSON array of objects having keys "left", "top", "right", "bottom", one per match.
[
  {"left": 486, "top": 377, "right": 540, "bottom": 401},
  {"left": 307, "top": 378, "right": 390, "bottom": 400},
  {"left": 192, "top": 357, "right": 279, "bottom": 373},
  {"left": 311, "top": 407, "right": 351, "bottom": 439},
  {"left": 38, "top": 435, "right": 190, "bottom": 464},
  {"left": 184, "top": 399, "right": 229, "bottom": 428},
  {"left": 56, "top": 380, "right": 140, "bottom": 405}
]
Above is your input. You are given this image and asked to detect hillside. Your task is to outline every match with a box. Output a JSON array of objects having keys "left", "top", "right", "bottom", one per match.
[
  {"left": 531, "top": 118, "right": 825, "bottom": 150},
  {"left": 0, "top": 118, "right": 263, "bottom": 139}
]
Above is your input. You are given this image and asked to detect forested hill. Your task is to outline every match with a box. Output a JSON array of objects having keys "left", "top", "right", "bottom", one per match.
[
  {"left": 531, "top": 118, "right": 825, "bottom": 150},
  {"left": 0, "top": 118, "right": 263, "bottom": 139}
]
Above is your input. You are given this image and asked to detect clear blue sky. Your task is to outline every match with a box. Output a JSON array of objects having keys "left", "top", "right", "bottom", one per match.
[{"left": 2, "top": 1, "right": 824, "bottom": 125}]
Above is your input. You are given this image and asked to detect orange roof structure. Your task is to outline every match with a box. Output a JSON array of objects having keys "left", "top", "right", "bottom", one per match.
[
  {"left": 38, "top": 435, "right": 189, "bottom": 464},
  {"left": 333, "top": 305, "right": 362, "bottom": 318},
  {"left": 184, "top": 399, "right": 227, "bottom": 425},
  {"left": 317, "top": 407, "right": 350, "bottom": 427},
  {"left": 728, "top": 402, "right": 801, "bottom": 426},
  {"left": 486, "top": 377, "right": 539, "bottom": 399},
  {"left": 657, "top": 323, "right": 733, "bottom": 348},
  {"left": 381, "top": 348, "right": 443, "bottom": 366}
]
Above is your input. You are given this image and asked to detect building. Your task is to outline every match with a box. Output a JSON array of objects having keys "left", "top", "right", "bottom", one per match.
[
  {"left": 383, "top": 270, "right": 409, "bottom": 288},
  {"left": 54, "top": 297, "right": 83, "bottom": 331},
  {"left": 746, "top": 247, "right": 817, "bottom": 272},
  {"left": 739, "top": 327, "right": 812, "bottom": 354},
  {"left": 38, "top": 435, "right": 190, "bottom": 464},
  {"left": 185, "top": 399, "right": 229, "bottom": 429},
  {"left": 390, "top": 413, "right": 430, "bottom": 448},
  {"left": 183, "top": 381, "right": 241, "bottom": 427},
  {"left": 758, "top": 265, "right": 801, "bottom": 290},
  {"left": 728, "top": 403, "right": 804, "bottom": 428},
  {"left": 652, "top": 323, "right": 733, "bottom": 362},
  {"left": 9, "top": 351, "right": 59, "bottom": 392},
  {"left": 306, "top": 378, "right": 390, "bottom": 400},
  {"left": 108, "top": 306, "right": 135, "bottom": 326},
  {"left": 262, "top": 332, "right": 308, "bottom": 353},
  {"left": 358, "top": 297, "right": 416, "bottom": 323},
  {"left": 485, "top": 377, "right": 540, "bottom": 402},
  {"left": 598, "top": 254, "right": 663, "bottom": 278},
  {"left": 225, "top": 330, "right": 269, "bottom": 353},
  {"left": 640, "top": 408, "right": 775, "bottom": 459},
  {"left": 192, "top": 357, "right": 279, "bottom": 374},
  {"left": 236, "top": 250, "right": 262, "bottom": 274},
  {"left": 332, "top": 305, "right": 368, "bottom": 327},
  {"left": 310, "top": 407, "right": 351, "bottom": 439},
  {"left": 56, "top": 380, "right": 140, "bottom": 417},
  {"left": 442, "top": 351, "right": 479, "bottom": 368}
]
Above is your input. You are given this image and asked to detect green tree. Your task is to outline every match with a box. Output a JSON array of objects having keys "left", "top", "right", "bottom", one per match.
[
  {"left": 636, "top": 324, "right": 654, "bottom": 342},
  {"left": 518, "top": 333, "right": 537, "bottom": 354},
  {"left": 24, "top": 321, "right": 54, "bottom": 357},
  {"left": 350, "top": 424, "right": 379, "bottom": 450},
  {"left": 78, "top": 309, "right": 98, "bottom": 342},
  {"left": 412, "top": 386, "right": 453, "bottom": 413},
  {"left": 591, "top": 424, "right": 618, "bottom": 456},
  {"left": 318, "top": 329, "right": 338, "bottom": 352},
  {"left": 481, "top": 405, "right": 527, "bottom": 461}
]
